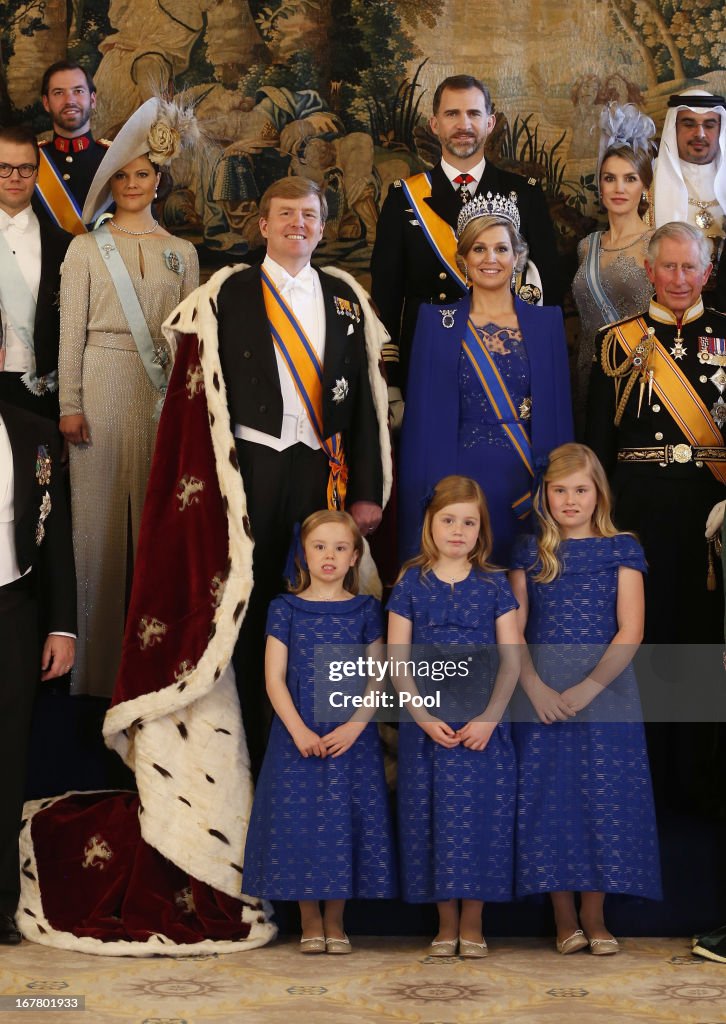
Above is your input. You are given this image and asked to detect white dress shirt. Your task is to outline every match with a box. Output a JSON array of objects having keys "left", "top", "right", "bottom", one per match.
[
  {"left": 0, "top": 206, "right": 41, "bottom": 373},
  {"left": 440, "top": 155, "right": 487, "bottom": 197},
  {"left": 0, "top": 414, "right": 23, "bottom": 585},
  {"left": 235, "top": 255, "right": 326, "bottom": 452}
]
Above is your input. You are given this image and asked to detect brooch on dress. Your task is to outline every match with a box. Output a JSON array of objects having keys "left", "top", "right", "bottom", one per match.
[
  {"left": 164, "top": 250, "right": 184, "bottom": 275},
  {"left": 332, "top": 377, "right": 349, "bottom": 403},
  {"left": 440, "top": 309, "right": 456, "bottom": 329}
]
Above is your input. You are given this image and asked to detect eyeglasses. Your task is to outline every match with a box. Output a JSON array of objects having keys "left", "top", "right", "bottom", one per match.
[{"left": 0, "top": 163, "right": 38, "bottom": 179}]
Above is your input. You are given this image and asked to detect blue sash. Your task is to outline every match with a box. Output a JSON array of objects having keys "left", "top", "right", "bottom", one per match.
[
  {"left": 0, "top": 232, "right": 57, "bottom": 395},
  {"left": 461, "top": 318, "right": 534, "bottom": 517},
  {"left": 584, "top": 231, "right": 620, "bottom": 325},
  {"left": 92, "top": 226, "right": 169, "bottom": 403}
]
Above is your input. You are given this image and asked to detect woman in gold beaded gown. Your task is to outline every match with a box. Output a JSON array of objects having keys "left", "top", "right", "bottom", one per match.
[
  {"left": 572, "top": 104, "right": 656, "bottom": 435},
  {"left": 59, "top": 99, "right": 199, "bottom": 697}
]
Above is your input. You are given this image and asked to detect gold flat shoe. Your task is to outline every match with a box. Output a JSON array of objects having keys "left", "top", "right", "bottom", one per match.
[
  {"left": 325, "top": 935, "right": 352, "bottom": 954},
  {"left": 589, "top": 937, "right": 619, "bottom": 956},
  {"left": 300, "top": 936, "right": 326, "bottom": 954},
  {"left": 459, "top": 937, "right": 488, "bottom": 958},
  {"left": 556, "top": 929, "right": 588, "bottom": 955},
  {"left": 427, "top": 938, "right": 458, "bottom": 957}
]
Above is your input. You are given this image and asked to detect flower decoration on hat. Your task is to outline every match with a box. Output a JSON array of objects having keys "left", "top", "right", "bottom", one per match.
[{"left": 82, "top": 93, "right": 203, "bottom": 225}]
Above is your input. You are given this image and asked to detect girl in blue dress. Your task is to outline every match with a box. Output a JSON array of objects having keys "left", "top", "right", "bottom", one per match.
[
  {"left": 510, "top": 443, "right": 661, "bottom": 956},
  {"left": 387, "top": 475, "right": 520, "bottom": 958},
  {"left": 243, "top": 510, "right": 396, "bottom": 954}
]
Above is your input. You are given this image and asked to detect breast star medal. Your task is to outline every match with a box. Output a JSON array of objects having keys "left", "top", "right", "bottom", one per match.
[{"left": 332, "top": 377, "right": 349, "bottom": 403}]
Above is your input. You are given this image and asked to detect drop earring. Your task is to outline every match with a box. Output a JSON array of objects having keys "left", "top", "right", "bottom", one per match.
[{"left": 465, "top": 266, "right": 469, "bottom": 288}]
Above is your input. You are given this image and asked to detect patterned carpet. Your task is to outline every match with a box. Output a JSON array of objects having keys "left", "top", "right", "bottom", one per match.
[{"left": 1, "top": 936, "right": 725, "bottom": 1023}]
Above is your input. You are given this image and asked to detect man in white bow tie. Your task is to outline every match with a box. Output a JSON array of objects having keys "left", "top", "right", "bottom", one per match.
[{"left": 0, "top": 126, "right": 70, "bottom": 421}]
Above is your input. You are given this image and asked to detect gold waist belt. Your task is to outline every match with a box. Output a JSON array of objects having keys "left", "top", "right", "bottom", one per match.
[
  {"left": 618, "top": 444, "right": 726, "bottom": 465},
  {"left": 86, "top": 331, "right": 161, "bottom": 352}
]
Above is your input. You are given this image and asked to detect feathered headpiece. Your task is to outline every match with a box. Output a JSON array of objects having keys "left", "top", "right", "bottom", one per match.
[
  {"left": 82, "top": 95, "right": 200, "bottom": 224},
  {"left": 597, "top": 102, "right": 656, "bottom": 177}
]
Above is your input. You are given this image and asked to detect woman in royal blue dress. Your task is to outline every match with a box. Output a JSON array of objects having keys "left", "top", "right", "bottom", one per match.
[
  {"left": 243, "top": 510, "right": 396, "bottom": 953},
  {"left": 398, "top": 196, "right": 573, "bottom": 567},
  {"left": 509, "top": 443, "right": 661, "bottom": 955},
  {"left": 388, "top": 475, "right": 521, "bottom": 957}
]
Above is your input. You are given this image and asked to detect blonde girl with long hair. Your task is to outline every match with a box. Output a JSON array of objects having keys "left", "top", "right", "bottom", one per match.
[
  {"left": 388, "top": 475, "right": 520, "bottom": 958},
  {"left": 509, "top": 444, "right": 661, "bottom": 956},
  {"left": 243, "top": 510, "right": 396, "bottom": 954}
]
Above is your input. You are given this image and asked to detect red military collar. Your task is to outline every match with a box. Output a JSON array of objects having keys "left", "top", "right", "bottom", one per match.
[{"left": 52, "top": 134, "right": 92, "bottom": 153}]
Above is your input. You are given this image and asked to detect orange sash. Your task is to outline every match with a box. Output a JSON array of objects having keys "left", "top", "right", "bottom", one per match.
[
  {"left": 36, "top": 149, "right": 86, "bottom": 235},
  {"left": 613, "top": 317, "right": 726, "bottom": 484},
  {"left": 260, "top": 270, "right": 348, "bottom": 509}
]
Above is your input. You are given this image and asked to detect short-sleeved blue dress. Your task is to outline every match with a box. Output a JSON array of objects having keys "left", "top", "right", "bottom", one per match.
[
  {"left": 511, "top": 534, "right": 661, "bottom": 899},
  {"left": 242, "top": 593, "right": 397, "bottom": 901},
  {"left": 387, "top": 567, "right": 518, "bottom": 903}
]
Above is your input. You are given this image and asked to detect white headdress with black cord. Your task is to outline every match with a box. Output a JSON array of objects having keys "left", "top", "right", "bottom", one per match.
[
  {"left": 82, "top": 95, "right": 200, "bottom": 225},
  {"left": 653, "top": 88, "right": 726, "bottom": 228}
]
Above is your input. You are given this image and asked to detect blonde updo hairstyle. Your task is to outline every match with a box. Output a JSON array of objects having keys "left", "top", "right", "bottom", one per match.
[
  {"left": 532, "top": 443, "right": 624, "bottom": 583},
  {"left": 456, "top": 214, "right": 529, "bottom": 277}
]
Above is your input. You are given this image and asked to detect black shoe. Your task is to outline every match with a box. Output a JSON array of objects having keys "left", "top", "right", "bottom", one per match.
[{"left": 0, "top": 913, "right": 21, "bottom": 945}]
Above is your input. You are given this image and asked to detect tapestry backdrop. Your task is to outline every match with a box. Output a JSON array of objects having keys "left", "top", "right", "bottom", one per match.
[{"left": 1, "top": 0, "right": 725, "bottom": 281}]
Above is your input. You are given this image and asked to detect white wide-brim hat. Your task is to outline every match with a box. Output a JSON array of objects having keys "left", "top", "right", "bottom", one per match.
[{"left": 83, "top": 96, "right": 199, "bottom": 224}]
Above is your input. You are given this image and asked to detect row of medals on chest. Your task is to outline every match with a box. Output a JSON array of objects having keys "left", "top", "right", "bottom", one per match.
[{"left": 639, "top": 322, "right": 726, "bottom": 427}]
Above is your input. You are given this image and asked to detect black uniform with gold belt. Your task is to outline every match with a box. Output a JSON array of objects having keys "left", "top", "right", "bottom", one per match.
[{"left": 586, "top": 298, "right": 726, "bottom": 643}]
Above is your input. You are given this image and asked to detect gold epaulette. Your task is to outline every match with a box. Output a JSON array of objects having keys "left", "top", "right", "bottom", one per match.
[
  {"left": 596, "top": 310, "right": 648, "bottom": 335},
  {"left": 600, "top": 319, "right": 656, "bottom": 426}
]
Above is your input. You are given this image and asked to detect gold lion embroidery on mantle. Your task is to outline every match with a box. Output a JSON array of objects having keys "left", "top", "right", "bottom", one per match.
[
  {"left": 138, "top": 615, "right": 167, "bottom": 649},
  {"left": 177, "top": 474, "right": 205, "bottom": 510},
  {"left": 186, "top": 363, "right": 204, "bottom": 399},
  {"left": 82, "top": 834, "right": 114, "bottom": 869}
]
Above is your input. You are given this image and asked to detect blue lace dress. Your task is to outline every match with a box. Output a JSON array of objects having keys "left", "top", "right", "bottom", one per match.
[
  {"left": 387, "top": 567, "right": 518, "bottom": 902},
  {"left": 511, "top": 535, "right": 661, "bottom": 899},
  {"left": 457, "top": 325, "right": 531, "bottom": 566},
  {"left": 242, "top": 594, "right": 397, "bottom": 901}
]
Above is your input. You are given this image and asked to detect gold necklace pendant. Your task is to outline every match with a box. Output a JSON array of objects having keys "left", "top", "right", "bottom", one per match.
[{"left": 696, "top": 209, "right": 714, "bottom": 230}]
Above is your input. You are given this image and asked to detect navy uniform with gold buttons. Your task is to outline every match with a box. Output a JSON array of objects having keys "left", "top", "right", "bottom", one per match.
[
  {"left": 586, "top": 298, "right": 726, "bottom": 643},
  {"left": 371, "top": 162, "right": 562, "bottom": 390},
  {"left": 34, "top": 131, "right": 110, "bottom": 227}
]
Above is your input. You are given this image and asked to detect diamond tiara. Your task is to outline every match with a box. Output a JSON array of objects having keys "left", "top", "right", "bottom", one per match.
[{"left": 456, "top": 191, "right": 521, "bottom": 237}]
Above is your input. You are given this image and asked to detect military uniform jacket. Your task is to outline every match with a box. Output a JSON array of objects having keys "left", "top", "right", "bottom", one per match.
[
  {"left": 586, "top": 305, "right": 726, "bottom": 480},
  {"left": 35, "top": 132, "right": 110, "bottom": 220},
  {"left": 371, "top": 160, "right": 563, "bottom": 390},
  {"left": 0, "top": 400, "right": 76, "bottom": 634},
  {"left": 216, "top": 264, "right": 383, "bottom": 507}
]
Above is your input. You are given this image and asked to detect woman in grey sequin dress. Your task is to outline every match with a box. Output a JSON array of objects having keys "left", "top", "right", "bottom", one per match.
[
  {"left": 59, "top": 156, "right": 198, "bottom": 697},
  {"left": 572, "top": 143, "right": 654, "bottom": 435}
]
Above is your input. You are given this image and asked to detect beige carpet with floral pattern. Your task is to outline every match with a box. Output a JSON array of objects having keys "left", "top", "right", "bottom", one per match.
[{"left": 0, "top": 937, "right": 724, "bottom": 1023}]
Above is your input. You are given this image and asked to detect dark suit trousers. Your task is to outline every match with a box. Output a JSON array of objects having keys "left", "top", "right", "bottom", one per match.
[
  {"left": 232, "top": 439, "right": 329, "bottom": 778},
  {"left": 0, "top": 576, "right": 39, "bottom": 915}
]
